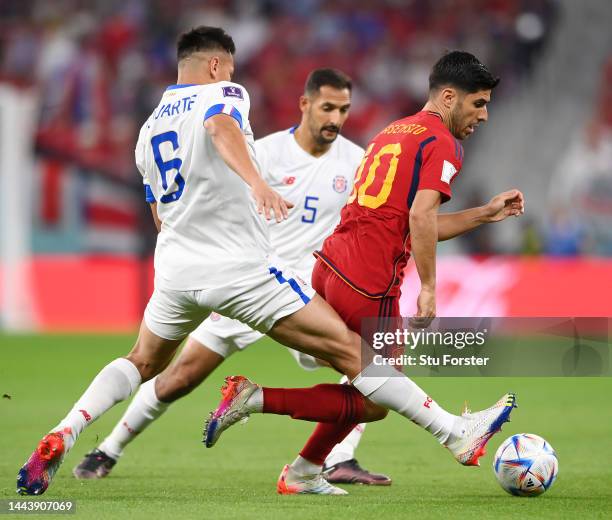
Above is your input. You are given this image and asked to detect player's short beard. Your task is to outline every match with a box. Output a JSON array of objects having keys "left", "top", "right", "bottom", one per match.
[
  {"left": 449, "top": 105, "right": 464, "bottom": 140},
  {"left": 315, "top": 124, "right": 340, "bottom": 145}
]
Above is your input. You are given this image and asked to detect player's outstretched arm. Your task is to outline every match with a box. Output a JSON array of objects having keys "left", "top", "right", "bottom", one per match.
[
  {"left": 204, "top": 114, "right": 292, "bottom": 222},
  {"left": 409, "top": 189, "right": 441, "bottom": 325},
  {"left": 437, "top": 189, "right": 525, "bottom": 241}
]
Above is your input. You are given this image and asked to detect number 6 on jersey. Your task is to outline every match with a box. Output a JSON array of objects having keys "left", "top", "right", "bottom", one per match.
[{"left": 151, "top": 131, "right": 185, "bottom": 203}]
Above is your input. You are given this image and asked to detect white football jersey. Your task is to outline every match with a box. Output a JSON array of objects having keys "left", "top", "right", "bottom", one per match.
[
  {"left": 256, "top": 129, "right": 364, "bottom": 277},
  {"left": 135, "top": 81, "right": 271, "bottom": 291}
]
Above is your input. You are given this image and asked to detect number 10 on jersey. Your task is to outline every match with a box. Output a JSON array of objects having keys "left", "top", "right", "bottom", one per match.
[{"left": 348, "top": 143, "right": 402, "bottom": 209}]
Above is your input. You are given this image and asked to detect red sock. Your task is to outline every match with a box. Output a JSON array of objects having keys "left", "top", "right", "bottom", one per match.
[
  {"left": 300, "top": 422, "right": 359, "bottom": 466},
  {"left": 262, "top": 384, "right": 365, "bottom": 423}
]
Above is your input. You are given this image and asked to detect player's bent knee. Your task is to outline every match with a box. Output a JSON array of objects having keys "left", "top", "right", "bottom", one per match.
[
  {"left": 157, "top": 374, "right": 195, "bottom": 402},
  {"left": 156, "top": 365, "right": 202, "bottom": 401},
  {"left": 363, "top": 400, "right": 388, "bottom": 422},
  {"left": 126, "top": 330, "right": 182, "bottom": 381},
  {"left": 326, "top": 330, "right": 362, "bottom": 375},
  {"left": 125, "top": 353, "right": 163, "bottom": 382},
  {"left": 328, "top": 352, "right": 359, "bottom": 377}
]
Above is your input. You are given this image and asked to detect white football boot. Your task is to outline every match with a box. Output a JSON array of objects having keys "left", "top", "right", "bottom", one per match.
[
  {"left": 277, "top": 464, "right": 348, "bottom": 495},
  {"left": 446, "top": 392, "right": 517, "bottom": 466},
  {"left": 203, "top": 376, "right": 259, "bottom": 448}
]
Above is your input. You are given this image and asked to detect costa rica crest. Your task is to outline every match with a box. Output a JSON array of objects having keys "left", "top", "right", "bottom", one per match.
[{"left": 333, "top": 175, "right": 347, "bottom": 193}]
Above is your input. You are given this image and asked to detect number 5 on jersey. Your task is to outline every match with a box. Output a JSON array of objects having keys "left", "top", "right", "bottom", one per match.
[
  {"left": 151, "top": 131, "right": 185, "bottom": 203},
  {"left": 348, "top": 143, "right": 402, "bottom": 209},
  {"left": 302, "top": 196, "right": 319, "bottom": 224}
]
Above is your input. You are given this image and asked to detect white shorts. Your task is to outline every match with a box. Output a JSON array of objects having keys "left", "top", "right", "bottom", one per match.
[
  {"left": 189, "top": 313, "right": 323, "bottom": 371},
  {"left": 144, "top": 262, "right": 315, "bottom": 341}
]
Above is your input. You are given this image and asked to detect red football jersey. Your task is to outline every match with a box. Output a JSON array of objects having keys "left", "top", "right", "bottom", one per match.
[{"left": 315, "top": 111, "right": 463, "bottom": 298}]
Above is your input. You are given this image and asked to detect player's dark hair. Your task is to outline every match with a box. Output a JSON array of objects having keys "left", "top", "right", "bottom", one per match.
[
  {"left": 304, "top": 68, "right": 352, "bottom": 97},
  {"left": 177, "top": 26, "right": 235, "bottom": 61},
  {"left": 429, "top": 51, "right": 500, "bottom": 93}
]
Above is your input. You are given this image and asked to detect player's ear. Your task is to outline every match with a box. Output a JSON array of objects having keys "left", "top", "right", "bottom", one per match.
[
  {"left": 441, "top": 87, "right": 456, "bottom": 109},
  {"left": 298, "top": 95, "right": 309, "bottom": 114},
  {"left": 209, "top": 56, "right": 220, "bottom": 79}
]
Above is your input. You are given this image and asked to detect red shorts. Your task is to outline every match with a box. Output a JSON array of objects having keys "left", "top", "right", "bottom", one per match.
[{"left": 312, "top": 258, "right": 400, "bottom": 335}]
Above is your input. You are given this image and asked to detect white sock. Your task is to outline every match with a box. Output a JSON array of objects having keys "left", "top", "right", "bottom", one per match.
[
  {"left": 352, "top": 362, "right": 461, "bottom": 445},
  {"left": 290, "top": 455, "right": 323, "bottom": 476},
  {"left": 98, "top": 377, "right": 169, "bottom": 460},
  {"left": 53, "top": 358, "right": 141, "bottom": 452},
  {"left": 325, "top": 424, "right": 366, "bottom": 467}
]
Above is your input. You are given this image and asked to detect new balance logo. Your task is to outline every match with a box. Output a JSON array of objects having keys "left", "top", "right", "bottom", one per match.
[{"left": 283, "top": 176, "right": 296, "bottom": 185}]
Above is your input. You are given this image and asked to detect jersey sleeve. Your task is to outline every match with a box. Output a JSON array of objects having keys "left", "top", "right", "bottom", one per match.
[
  {"left": 417, "top": 137, "right": 461, "bottom": 202},
  {"left": 135, "top": 125, "right": 156, "bottom": 203},
  {"left": 202, "top": 82, "right": 250, "bottom": 130}
]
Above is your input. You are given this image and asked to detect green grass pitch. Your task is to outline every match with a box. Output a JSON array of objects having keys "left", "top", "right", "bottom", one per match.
[{"left": 1, "top": 334, "right": 610, "bottom": 519}]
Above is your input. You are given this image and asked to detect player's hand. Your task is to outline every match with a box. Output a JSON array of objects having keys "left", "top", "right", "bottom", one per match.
[
  {"left": 482, "top": 189, "right": 525, "bottom": 223},
  {"left": 410, "top": 286, "right": 436, "bottom": 328},
  {"left": 251, "top": 179, "right": 294, "bottom": 222}
]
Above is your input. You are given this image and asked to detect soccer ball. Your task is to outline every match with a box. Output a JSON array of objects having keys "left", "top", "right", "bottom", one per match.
[{"left": 493, "top": 433, "right": 558, "bottom": 496}]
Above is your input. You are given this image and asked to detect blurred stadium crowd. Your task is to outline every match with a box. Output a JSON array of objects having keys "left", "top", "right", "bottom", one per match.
[{"left": 1, "top": 0, "right": 610, "bottom": 257}]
